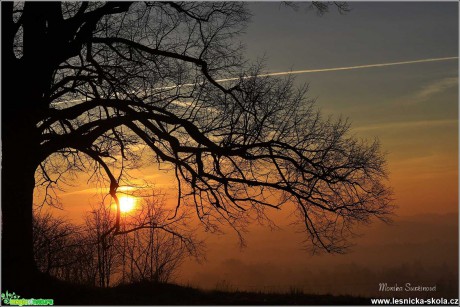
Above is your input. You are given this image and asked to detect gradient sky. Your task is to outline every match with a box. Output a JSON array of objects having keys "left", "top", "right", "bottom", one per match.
[
  {"left": 240, "top": 1, "right": 459, "bottom": 217},
  {"left": 36, "top": 2, "right": 459, "bottom": 295}
]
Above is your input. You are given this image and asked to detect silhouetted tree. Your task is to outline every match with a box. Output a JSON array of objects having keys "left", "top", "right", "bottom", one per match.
[
  {"left": 285, "top": 1, "right": 350, "bottom": 15},
  {"left": 33, "top": 212, "right": 80, "bottom": 276},
  {"left": 84, "top": 203, "right": 121, "bottom": 287},
  {"left": 33, "top": 212, "right": 96, "bottom": 285},
  {"left": 84, "top": 196, "right": 200, "bottom": 287},
  {"left": 33, "top": 195, "right": 199, "bottom": 287},
  {"left": 119, "top": 195, "right": 202, "bottom": 284},
  {"left": 2, "top": 2, "right": 392, "bottom": 290}
]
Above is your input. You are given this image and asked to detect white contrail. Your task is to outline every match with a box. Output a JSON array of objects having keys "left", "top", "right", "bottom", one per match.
[
  {"left": 53, "top": 56, "right": 458, "bottom": 104},
  {"left": 158, "top": 56, "right": 458, "bottom": 89},
  {"left": 217, "top": 56, "right": 459, "bottom": 82}
]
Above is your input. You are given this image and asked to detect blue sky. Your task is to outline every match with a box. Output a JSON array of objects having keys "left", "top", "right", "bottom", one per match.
[
  {"left": 243, "top": 2, "right": 457, "bottom": 68},
  {"left": 238, "top": 2, "right": 458, "bottom": 216}
]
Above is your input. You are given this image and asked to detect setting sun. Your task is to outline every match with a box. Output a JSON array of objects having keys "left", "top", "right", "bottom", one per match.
[{"left": 118, "top": 196, "right": 137, "bottom": 213}]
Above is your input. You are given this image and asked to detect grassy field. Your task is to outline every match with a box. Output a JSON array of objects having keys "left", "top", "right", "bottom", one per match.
[{"left": 12, "top": 276, "right": 370, "bottom": 305}]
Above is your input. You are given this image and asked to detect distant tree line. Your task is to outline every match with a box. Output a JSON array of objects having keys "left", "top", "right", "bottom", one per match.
[{"left": 33, "top": 196, "right": 202, "bottom": 287}]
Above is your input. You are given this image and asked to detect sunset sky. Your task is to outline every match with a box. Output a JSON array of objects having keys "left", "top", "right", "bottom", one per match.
[
  {"left": 35, "top": 2, "right": 458, "bottom": 295},
  {"left": 242, "top": 1, "right": 458, "bottom": 217}
]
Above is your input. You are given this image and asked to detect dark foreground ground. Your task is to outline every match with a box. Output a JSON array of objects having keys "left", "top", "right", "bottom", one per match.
[{"left": 4, "top": 276, "right": 370, "bottom": 305}]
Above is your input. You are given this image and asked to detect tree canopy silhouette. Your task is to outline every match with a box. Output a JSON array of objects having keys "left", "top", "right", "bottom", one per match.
[{"left": 2, "top": 1, "right": 392, "bottom": 290}]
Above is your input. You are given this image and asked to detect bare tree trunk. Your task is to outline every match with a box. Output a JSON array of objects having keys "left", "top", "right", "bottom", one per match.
[
  {"left": 1, "top": 122, "right": 39, "bottom": 290},
  {"left": 2, "top": 2, "right": 44, "bottom": 288},
  {"left": 1, "top": 61, "right": 42, "bottom": 287}
]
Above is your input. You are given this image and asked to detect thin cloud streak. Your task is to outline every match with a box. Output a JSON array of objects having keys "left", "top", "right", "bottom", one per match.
[
  {"left": 159, "top": 56, "right": 459, "bottom": 89},
  {"left": 352, "top": 119, "right": 458, "bottom": 132},
  {"left": 222, "top": 57, "right": 459, "bottom": 80},
  {"left": 416, "top": 77, "right": 458, "bottom": 100},
  {"left": 60, "top": 186, "right": 136, "bottom": 196},
  {"left": 53, "top": 56, "right": 458, "bottom": 103}
]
